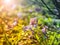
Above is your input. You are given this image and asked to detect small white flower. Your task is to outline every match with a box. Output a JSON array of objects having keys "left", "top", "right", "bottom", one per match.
[{"left": 13, "top": 21, "right": 17, "bottom": 26}]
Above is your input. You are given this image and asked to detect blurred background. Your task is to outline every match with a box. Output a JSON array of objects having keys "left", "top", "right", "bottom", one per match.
[{"left": 0, "top": 0, "right": 60, "bottom": 45}]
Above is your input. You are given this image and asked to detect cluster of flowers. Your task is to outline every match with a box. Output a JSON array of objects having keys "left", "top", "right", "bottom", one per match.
[{"left": 23, "top": 17, "right": 38, "bottom": 31}]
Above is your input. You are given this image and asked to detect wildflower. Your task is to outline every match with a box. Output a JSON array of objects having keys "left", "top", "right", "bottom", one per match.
[
  {"left": 42, "top": 26, "right": 48, "bottom": 38},
  {"left": 29, "top": 17, "right": 38, "bottom": 28},
  {"left": 13, "top": 21, "right": 18, "bottom": 26},
  {"left": 42, "top": 27, "right": 46, "bottom": 34},
  {"left": 13, "top": 18, "right": 18, "bottom": 26},
  {"left": 42, "top": 26, "right": 48, "bottom": 33},
  {"left": 45, "top": 26, "right": 48, "bottom": 29},
  {"left": 35, "top": 8, "right": 41, "bottom": 12},
  {"left": 23, "top": 17, "right": 38, "bottom": 31},
  {"left": 23, "top": 25, "right": 32, "bottom": 31},
  {"left": 30, "top": 17, "right": 38, "bottom": 25}
]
